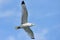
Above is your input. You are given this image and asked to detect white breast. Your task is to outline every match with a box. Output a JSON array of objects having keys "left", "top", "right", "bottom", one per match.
[{"left": 22, "top": 23, "right": 32, "bottom": 27}]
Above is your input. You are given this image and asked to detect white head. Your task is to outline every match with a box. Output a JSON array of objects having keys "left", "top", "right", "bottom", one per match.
[
  {"left": 29, "top": 23, "right": 35, "bottom": 26},
  {"left": 28, "top": 23, "right": 35, "bottom": 26}
]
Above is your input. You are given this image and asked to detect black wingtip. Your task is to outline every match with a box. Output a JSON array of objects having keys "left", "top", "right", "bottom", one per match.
[
  {"left": 32, "top": 38, "right": 35, "bottom": 39},
  {"left": 21, "top": 1, "right": 25, "bottom": 5}
]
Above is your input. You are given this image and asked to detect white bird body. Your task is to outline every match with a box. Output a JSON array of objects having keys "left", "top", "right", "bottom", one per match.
[{"left": 20, "top": 23, "right": 34, "bottom": 27}]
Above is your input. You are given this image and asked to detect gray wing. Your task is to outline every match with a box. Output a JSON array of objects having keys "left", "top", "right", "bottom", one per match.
[
  {"left": 21, "top": 1, "right": 28, "bottom": 24},
  {"left": 23, "top": 27, "right": 35, "bottom": 39}
]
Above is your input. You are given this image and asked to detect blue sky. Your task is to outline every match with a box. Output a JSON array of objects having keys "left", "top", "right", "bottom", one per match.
[{"left": 0, "top": 0, "right": 60, "bottom": 40}]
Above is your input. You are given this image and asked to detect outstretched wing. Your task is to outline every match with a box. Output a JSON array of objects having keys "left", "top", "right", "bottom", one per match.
[
  {"left": 21, "top": 1, "right": 28, "bottom": 24},
  {"left": 23, "top": 27, "right": 35, "bottom": 39},
  {"left": 21, "top": 1, "right": 35, "bottom": 39}
]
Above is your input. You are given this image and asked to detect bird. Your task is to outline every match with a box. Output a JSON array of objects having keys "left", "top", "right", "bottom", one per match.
[{"left": 16, "top": 0, "right": 35, "bottom": 39}]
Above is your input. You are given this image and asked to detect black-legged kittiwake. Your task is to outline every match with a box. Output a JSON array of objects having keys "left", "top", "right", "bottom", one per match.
[{"left": 16, "top": 1, "right": 35, "bottom": 39}]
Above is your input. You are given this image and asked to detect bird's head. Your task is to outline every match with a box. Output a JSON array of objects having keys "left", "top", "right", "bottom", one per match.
[
  {"left": 31, "top": 23, "right": 35, "bottom": 26},
  {"left": 15, "top": 26, "right": 21, "bottom": 30}
]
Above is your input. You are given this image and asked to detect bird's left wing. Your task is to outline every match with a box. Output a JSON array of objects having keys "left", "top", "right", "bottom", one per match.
[
  {"left": 23, "top": 27, "right": 35, "bottom": 39},
  {"left": 21, "top": 1, "right": 28, "bottom": 24}
]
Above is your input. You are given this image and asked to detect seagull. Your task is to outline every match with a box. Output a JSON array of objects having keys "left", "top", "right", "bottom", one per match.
[{"left": 16, "top": 1, "right": 35, "bottom": 39}]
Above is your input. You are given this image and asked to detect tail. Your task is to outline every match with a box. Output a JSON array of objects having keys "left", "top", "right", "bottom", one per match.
[{"left": 15, "top": 26, "right": 21, "bottom": 30}]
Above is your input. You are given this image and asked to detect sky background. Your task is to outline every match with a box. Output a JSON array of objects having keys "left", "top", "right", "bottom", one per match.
[{"left": 0, "top": 0, "right": 60, "bottom": 40}]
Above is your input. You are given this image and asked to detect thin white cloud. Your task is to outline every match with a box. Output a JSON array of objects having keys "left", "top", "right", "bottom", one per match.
[
  {"left": 0, "top": 0, "right": 19, "bottom": 17},
  {"left": 29, "top": 11, "right": 58, "bottom": 20},
  {"left": 39, "top": 13, "right": 57, "bottom": 18},
  {"left": 0, "top": 0, "right": 17, "bottom": 10},
  {"left": 34, "top": 29, "right": 48, "bottom": 40},
  {"left": 0, "top": 0, "right": 12, "bottom": 4},
  {"left": 0, "top": 8, "right": 19, "bottom": 18},
  {"left": 41, "top": 29, "right": 48, "bottom": 35},
  {"left": 6, "top": 36, "right": 16, "bottom": 40},
  {"left": 0, "top": 11, "right": 13, "bottom": 18}
]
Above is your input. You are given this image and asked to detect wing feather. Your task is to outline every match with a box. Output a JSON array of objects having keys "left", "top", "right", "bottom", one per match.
[
  {"left": 21, "top": 1, "right": 28, "bottom": 24},
  {"left": 23, "top": 27, "right": 34, "bottom": 39},
  {"left": 21, "top": 1, "right": 35, "bottom": 39}
]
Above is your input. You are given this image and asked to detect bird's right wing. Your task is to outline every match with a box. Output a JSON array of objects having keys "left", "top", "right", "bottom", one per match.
[
  {"left": 21, "top": 1, "right": 28, "bottom": 24},
  {"left": 23, "top": 27, "right": 35, "bottom": 39}
]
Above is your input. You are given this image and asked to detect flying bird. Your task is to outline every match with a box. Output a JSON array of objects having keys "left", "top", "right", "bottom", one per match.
[{"left": 16, "top": 1, "right": 35, "bottom": 39}]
